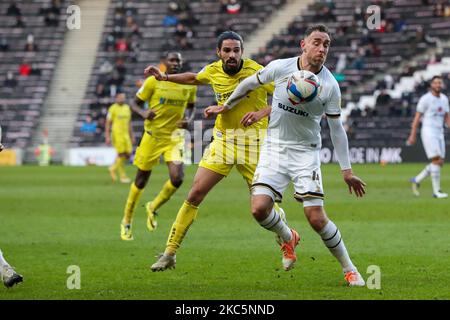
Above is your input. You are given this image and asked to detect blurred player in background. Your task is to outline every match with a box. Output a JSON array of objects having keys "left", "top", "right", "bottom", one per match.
[
  {"left": 408, "top": 75, "right": 450, "bottom": 198},
  {"left": 146, "top": 31, "right": 287, "bottom": 272},
  {"left": 106, "top": 92, "right": 135, "bottom": 183},
  {"left": 0, "top": 126, "right": 24, "bottom": 288},
  {"left": 205, "top": 25, "right": 367, "bottom": 286},
  {"left": 0, "top": 125, "right": 3, "bottom": 152},
  {"left": 120, "top": 51, "right": 197, "bottom": 241}
]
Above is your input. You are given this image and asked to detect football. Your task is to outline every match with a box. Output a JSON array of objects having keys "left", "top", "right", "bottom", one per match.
[{"left": 286, "top": 70, "right": 320, "bottom": 104}]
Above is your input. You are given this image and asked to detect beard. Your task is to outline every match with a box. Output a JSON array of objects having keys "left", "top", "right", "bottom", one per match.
[{"left": 222, "top": 60, "right": 242, "bottom": 75}]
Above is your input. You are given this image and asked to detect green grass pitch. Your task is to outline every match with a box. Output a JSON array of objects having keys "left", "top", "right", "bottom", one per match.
[{"left": 0, "top": 163, "right": 449, "bottom": 299}]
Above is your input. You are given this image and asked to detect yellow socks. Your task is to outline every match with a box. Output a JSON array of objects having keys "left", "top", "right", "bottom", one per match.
[
  {"left": 165, "top": 201, "right": 198, "bottom": 255},
  {"left": 117, "top": 157, "right": 127, "bottom": 178},
  {"left": 123, "top": 183, "right": 143, "bottom": 225},
  {"left": 150, "top": 180, "right": 179, "bottom": 212}
]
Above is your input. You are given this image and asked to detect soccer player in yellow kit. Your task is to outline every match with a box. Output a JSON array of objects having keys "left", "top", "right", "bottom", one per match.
[
  {"left": 105, "top": 93, "right": 135, "bottom": 183},
  {"left": 120, "top": 51, "right": 197, "bottom": 241},
  {"left": 145, "top": 31, "right": 284, "bottom": 271}
]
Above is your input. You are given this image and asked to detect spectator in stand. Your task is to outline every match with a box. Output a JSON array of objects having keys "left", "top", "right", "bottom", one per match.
[
  {"left": 434, "top": 2, "right": 445, "bottom": 17},
  {"left": 112, "top": 25, "right": 124, "bottom": 39},
  {"left": 126, "top": 16, "right": 141, "bottom": 37},
  {"left": 15, "top": 15, "right": 25, "bottom": 28},
  {"left": 96, "top": 83, "right": 109, "bottom": 98},
  {"left": 105, "top": 34, "right": 116, "bottom": 51},
  {"left": 80, "top": 115, "right": 98, "bottom": 136},
  {"left": 384, "top": 74, "right": 394, "bottom": 90},
  {"left": 375, "top": 89, "right": 392, "bottom": 107},
  {"left": 114, "top": 58, "right": 127, "bottom": 77},
  {"left": 335, "top": 53, "right": 347, "bottom": 74},
  {"left": 41, "top": 0, "right": 60, "bottom": 27},
  {"left": 24, "top": 33, "right": 38, "bottom": 52},
  {"left": 4, "top": 71, "right": 18, "bottom": 89},
  {"left": 223, "top": 0, "right": 242, "bottom": 14},
  {"left": 174, "top": 23, "right": 193, "bottom": 49},
  {"left": 30, "top": 63, "right": 41, "bottom": 76},
  {"left": 163, "top": 12, "right": 179, "bottom": 27},
  {"left": 19, "top": 60, "right": 32, "bottom": 76},
  {"left": 99, "top": 59, "right": 114, "bottom": 77},
  {"left": 350, "top": 48, "right": 365, "bottom": 70},
  {"left": 113, "top": 9, "right": 126, "bottom": 27},
  {"left": 115, "top": 37, "right": 129, "bottom": 52},
  {"left": 0, "top": 37, "right": 9, "bottom": 51},
  {"left": 6, "top": 1, "right": 21, "bottom": 16},
  {"left": 215, "top": 19, "right": 235, "bottom": 37}
]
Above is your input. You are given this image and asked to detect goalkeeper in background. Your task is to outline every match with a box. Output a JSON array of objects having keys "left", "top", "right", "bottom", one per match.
[{"left": 106, "top": 92, "right": 135, "bottom": 183}]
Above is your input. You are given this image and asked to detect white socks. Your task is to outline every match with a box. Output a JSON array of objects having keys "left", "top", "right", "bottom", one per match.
[
  {"left": 0, "top": 249, "right": 10, "bottom": 268},
  {"left": 416, "top": 163, "right": 442, "bottom": 194},
  {"left": 259, "top": 208, "right": 292, "bottom": 243},
  {"left": 415, "top": 164, "right": 431, "bottom": 183},
  {"left": 319, "top": 220, "right": 356, "bottom": 273},
  {"left": 430, "top": 163, "right": 441, "bottom": 194}
]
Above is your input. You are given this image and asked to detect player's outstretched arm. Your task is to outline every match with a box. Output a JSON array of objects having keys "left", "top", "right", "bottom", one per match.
[
  {"left": 203, "top": 105, "right": 229, "bottom": 118},
  {"left": 407, "top": 112, "right": 422, "bottom": 145},
  {"left": 144, "top": 65, "right": 202, "bottom": 85},
  {"left": 223, "top": 73, "right": 262, "bottom": 110}
]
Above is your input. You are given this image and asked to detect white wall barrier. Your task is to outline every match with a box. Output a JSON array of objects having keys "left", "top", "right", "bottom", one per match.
[{"left": 63, "top": 147, "right": 117, "bottom": 166}]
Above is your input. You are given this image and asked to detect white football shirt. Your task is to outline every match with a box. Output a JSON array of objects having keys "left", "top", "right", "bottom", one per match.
[
  {"left": 416, "top": 92, "right": 449, "bottom": 135},
  {"left": 256, "top": 57, "right": 341, "bottom": 149}
]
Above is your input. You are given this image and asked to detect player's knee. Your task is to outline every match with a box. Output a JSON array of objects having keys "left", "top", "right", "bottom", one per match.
[
  {"left": 170, "top": 173, "right": 184, "bottom": 188},
  {"left": 251, "top": 202, "right": 270, "bottom": 221},
  {"left": 186, "top": 186, "right": 205, "bottom": 206},
  {"left": 305, "top": 207, "right": 328, "bottom": 231},
  {"left": 135, "top": 170, "right": 151, "bottom": 189}
]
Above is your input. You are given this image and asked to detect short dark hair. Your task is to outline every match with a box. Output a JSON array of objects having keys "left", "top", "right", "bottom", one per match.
[
  {"left": 217, "top": 31, "right": 243, "bottom": 49},
  {"left": 304, "top": 24, "right": 331, "bottom": 39},
  {"left": 430, "top": 75, "right": 442, "bottom": 82},
  {"left": 161, "top": 51, "right": 181, "bottom": 60}
]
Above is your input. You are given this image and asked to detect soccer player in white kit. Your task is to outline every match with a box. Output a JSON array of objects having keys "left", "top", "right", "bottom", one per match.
[
  {"left": 407, "top": 75, "right": 450, "bottom": 198},
  {"left": 0, "top": 126, "right": 24, "bottom": 287},
  {"left": 205, "top": 25, "right": 366, "bottom": 286}
]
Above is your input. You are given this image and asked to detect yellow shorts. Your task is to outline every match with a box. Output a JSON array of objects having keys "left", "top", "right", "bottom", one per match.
[
  {"left": 112, "top": 134, "right": 132, "bottom": 154},
  {"left": 133, "top": 131, "right": 184, "bottom": 171},
  {"left": 199, "top": 130, "right": 262, "bottom": 187}
]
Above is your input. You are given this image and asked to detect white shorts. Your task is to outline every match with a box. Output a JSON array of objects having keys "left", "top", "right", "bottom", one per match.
[
  {"left": 421, "top": 131, "right": 445, "bottom": 159},
  {"left": 251, "top": 142, "right": 324, "bottom": 207}
]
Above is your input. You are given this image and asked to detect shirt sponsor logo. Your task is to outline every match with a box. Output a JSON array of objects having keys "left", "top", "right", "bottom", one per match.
[
  {"left": 277, "top": 102, "right": 309, "bottom": 117},
  {"left": 159, "top": 97, "right": 186, "bottom": 106},
  {"left": 215, "top": 91, "right": 233, "bottom": 103}
]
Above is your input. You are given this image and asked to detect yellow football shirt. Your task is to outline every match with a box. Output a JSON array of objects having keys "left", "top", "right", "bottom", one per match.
[
  {"left": 136, "top": 76, "right": 197, "bottom": 138},
  {"left": 107, "top": 103, "right": 131, "bottom": 136},
  {"left": 195, "top": 59, "right": 274, "bottom": 135}
]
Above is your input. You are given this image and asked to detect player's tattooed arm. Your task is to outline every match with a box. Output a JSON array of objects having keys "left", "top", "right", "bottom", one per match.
[{"left": 131, "top": 97, "right": 156, "bottom": 120}]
